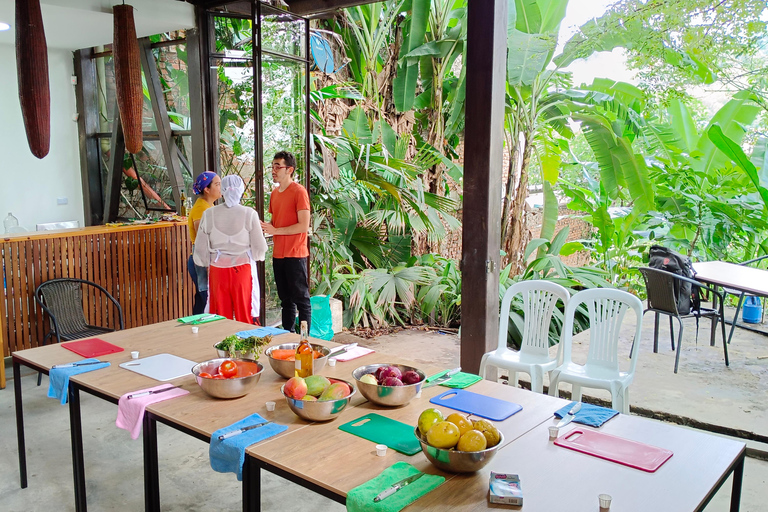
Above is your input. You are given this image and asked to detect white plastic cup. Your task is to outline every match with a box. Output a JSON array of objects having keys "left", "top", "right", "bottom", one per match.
[
  {"left": 376, "top": 444, "right": 387, "bottom": 457},
  {"left": 599, "top": 494, "right": 612, "bottom": 509},
  {"left": 131, "top": 351, "right": 139, "bottom": 359},
  {"left": 328, "top": 358, "right": 337, "bottom": 367},
  {"left": 265, "top": 401, "right": 276, "bottom": 412},
  {"left": 191, "top": 326, "right": 199, "bottom": 334},
  {"left": 548, "top": 426, "right": 559, "bottom": 440}
]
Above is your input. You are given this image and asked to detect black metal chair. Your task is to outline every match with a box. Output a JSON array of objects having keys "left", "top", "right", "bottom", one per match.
[
  {"left": 35, "top": 278, "right": 124, "bottom": 385},
  {"left": 638, "top": 267, "right": 728, "bottom": 373}
]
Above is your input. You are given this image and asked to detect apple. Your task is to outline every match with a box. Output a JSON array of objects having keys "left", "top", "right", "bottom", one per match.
[
  {"left": 284, "top": 376, "right": 307, "bottom": 399},
  {"left": 360, "top": 374, "right": 378, "bottom": 385}
]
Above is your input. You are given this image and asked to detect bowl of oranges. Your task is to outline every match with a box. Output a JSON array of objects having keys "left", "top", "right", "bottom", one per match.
[{"left": 415, "top": 408, "right": 503, "bottom": 473}]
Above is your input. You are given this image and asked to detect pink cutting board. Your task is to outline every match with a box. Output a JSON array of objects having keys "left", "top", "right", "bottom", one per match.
[
  {"left": 555, "top": 429, "right": 673, "bottom": 472},
  {"left": 62, "top": 338, "right": 124, "bottom": 358}
]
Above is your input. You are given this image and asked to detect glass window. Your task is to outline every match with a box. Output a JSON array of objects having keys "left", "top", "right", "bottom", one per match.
[
  {"left": 260, "top": 9, "right": 306, "bottom": 58},
  {"left": 213, "top": 16, "right": 254, "bottom": 59}
]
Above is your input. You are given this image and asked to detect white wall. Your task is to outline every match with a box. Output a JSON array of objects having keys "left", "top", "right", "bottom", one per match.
[{"left": 0, "top": 44, "right": 85, "bottom": 231}]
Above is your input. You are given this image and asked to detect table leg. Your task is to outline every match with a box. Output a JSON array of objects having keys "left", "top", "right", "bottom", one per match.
[
  {"left": 243, "top": 456, "right": 260, "bottom": 512},
  {"left": 13, "top": 358, "right": 28, "bottom": 489},
  {"left": 727, "top": 293, "right": 746, "bottom": 345},
  {"left": 143, "top": 413, "right": 161, "bottom": 512},
  {"left": 730, "top": 452, "right": 744, "bottom": 512},
  {"left": 68, "top": 382, "right": 87, "bottom": 512}
]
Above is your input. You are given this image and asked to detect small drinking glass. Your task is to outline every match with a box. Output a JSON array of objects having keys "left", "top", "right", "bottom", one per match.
[{"left": 599, "top": 493, "right": 612, "bottom": 509}]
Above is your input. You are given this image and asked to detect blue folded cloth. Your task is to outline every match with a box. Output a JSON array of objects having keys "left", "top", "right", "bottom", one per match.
[
  {"left": 236, "top": 326, "right": 289, "bottom": 338},
  {"left": 209, "top": 414, "right": 288, "bottom": 481},
  {"left": 47, "top": 358, "right": 111, "bottom": 405},
  {"left": 554, "top": 402, "right": 619, "bottom": 428}
]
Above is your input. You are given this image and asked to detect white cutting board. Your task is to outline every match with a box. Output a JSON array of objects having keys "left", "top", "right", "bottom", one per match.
[{"left": 119, "top": 353, "right": 198, "bottom": 381}]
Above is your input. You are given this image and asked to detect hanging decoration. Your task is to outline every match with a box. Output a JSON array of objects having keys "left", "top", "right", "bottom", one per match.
[
  {"left": 16, "top": 0, "right": 50, "bottom": 159},
  {"left": 113, "top": 4, "right": 143, "bottom": 154}
]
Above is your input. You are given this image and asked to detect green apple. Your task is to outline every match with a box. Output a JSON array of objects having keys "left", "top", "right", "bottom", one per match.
[{"left": 360, "top": 374, "right": 378, "bottom": 385}]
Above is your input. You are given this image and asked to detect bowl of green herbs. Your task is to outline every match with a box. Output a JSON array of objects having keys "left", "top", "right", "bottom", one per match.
[{"left": 214, "top": 334, "right": 272, "bottom": 361}]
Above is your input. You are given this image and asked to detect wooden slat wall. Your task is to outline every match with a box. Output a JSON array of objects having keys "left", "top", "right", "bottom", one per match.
[{"left": 0, "top": 222, "right": 193, "bottom": 355}]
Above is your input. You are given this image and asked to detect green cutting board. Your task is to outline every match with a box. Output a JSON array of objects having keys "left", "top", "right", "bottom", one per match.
[{"left": 338, "top": 413, "right": 422, "bottom": 455}]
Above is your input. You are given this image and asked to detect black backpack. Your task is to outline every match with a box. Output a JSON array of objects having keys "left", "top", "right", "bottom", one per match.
[{"left": 648, "top": 245, "right": 700, "bottom": 314}]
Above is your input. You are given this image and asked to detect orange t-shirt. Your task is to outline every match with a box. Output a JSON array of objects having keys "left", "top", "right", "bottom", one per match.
[{"left": 269, "top": 181, "right": 310, "bottom": 259}]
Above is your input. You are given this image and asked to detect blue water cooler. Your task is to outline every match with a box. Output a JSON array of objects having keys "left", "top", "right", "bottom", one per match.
[{"left": 742, "top": 296, "right": 761, "bottom": 324}]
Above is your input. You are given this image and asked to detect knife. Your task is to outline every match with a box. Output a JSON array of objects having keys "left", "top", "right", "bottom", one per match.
[
  {"left": 555, "top": 402, "right": 582, "bottom": 428},
  {"left": 328, "top": 343, "right": 358, "bottom": 358},
  {"left": 373, "top": 472, "right": 425, "bottom": 502},
  {"left": 127, "top": 386, "right": 177, "bottom": 400},
  {"left": 218, "top": 421, "right": 271, "bottom": 441},
  {"left": 51, "top": 361, "right": 105, "bottom": 369},
  {"left": 423, "top": 367, "right": 461, "bottom": 388}
]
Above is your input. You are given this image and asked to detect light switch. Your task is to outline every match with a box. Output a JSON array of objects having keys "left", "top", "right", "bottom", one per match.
[{"left": 57, "top": 197, "right": 68, "bottom": 205}]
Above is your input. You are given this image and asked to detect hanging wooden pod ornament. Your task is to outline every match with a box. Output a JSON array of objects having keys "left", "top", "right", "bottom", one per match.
[
  {"left": 16, "top": 0, "right": 50, "bottom": 159},
  {"left": 113, "top": 4, "right": 143, "bottom": 154}
]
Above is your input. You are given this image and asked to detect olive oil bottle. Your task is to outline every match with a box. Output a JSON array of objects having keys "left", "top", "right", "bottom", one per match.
[{"left": 295, "top": 321, "right": 313, "bottom": 378}]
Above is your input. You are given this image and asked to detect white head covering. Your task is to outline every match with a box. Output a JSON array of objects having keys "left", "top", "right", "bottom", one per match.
[{"left": 221, "top": 175, "right": 245, "bottom": 208}]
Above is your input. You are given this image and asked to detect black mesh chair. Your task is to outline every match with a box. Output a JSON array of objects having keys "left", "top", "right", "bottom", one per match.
[
  {"left": 638, "top": 267, "right": 728, "bottom": 373},
  {"left": 35, "top": 278, "right": 124, "bottom": 385}
]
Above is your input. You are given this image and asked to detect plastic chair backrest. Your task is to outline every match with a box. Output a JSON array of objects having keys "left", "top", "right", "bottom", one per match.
[
  {"left": 560, "top": 288, "right": 644, "bottom": 375},
  {"left": 497, "top": 280, "right": 570, "bottom": 356},
  {"left": 639, "top": 267, "right": 680, "bottom": 315}
]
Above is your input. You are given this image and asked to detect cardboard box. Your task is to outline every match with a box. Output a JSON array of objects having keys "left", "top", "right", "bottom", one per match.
[{"left": 489, "top": 472, "right": 523, "bottom": 505}]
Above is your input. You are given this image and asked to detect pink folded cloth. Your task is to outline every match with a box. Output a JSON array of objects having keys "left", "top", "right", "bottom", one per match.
[
  {"left": 116, "top": 384, "right": 189, "bottom": 439},
  {"left": 334, "top": 346, "right": 375, "bottom": 361}
]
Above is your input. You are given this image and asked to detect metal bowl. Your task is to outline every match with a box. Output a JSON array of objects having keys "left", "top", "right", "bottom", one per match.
[
  {"left": 191, "top": 358, "right": 264, "bottom": 399},
  {"left": 281, "top": 378, "right": 356, "bottom": 421},
  {"left": 415, "top": 427, "right": 504, "bottom": 473},
  {"left": 265, "top": 343, "right": 331, "bottom": 379},
  {"left": 213, "top": 344, "right": 258, "bottom": 361},
  {"left": 352, "top": 363, "right": 425, "bottom": 407}
]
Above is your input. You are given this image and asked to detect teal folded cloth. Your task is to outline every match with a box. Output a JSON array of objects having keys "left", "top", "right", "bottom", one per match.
[
  {"left": 554, "top": 401, "right": 619, "bottom": 427},
  {"left": 426, "top": 370, "right": 482, "bottom": 389},
  {"left": 236, "top": 326, "right": 289, "bottom": 338},
  {"left": 209, "top": 414, "right": 288, "bottom": 481},
  {"left": 346, "top": 461, "right": 445, "bottom": 512},
  {"left": 47, "top": 358, "right": 111, "bottom": 405}
]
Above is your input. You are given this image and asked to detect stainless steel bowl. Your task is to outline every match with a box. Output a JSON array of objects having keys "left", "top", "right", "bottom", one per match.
[
  {"left": 191, "top": 358, "right": 264, "bottom": 399},
  {"left": 265, "top": 343, "right": 331, "bottom": 379},
  {"left": 415, "top": 427, "right": 504, "bottom": 473},
  {"left": 213, "top": 344, "right": 258, "bottom": 360},
  {"left": 352, "top": 363, "right": 425, "bottom": 407},
  {"left": 281, "top": 378, "right": 356, "bottom": 421}
]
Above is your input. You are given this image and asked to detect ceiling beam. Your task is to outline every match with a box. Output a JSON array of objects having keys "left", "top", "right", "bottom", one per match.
[{"left": 182, "top": 0, "right": 378, "bottom": 16}]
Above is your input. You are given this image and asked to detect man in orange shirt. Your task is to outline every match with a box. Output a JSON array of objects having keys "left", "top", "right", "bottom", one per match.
[{"left": 261, "top": 151, "right": 311, "bottom": 332}]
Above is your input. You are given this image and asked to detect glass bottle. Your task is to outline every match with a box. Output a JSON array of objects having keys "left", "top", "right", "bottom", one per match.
[
  {"left": 4, "top": 212, "right": 19, "bottom": 233},
  {"left": 295, "top": 321, "right": 313, "bottom": 378},
  {"left": 180, "top": 192, "right": 188, "bottom": 216}
]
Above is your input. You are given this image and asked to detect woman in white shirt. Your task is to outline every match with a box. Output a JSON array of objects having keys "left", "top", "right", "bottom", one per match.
[{"left": 193, "top": 175, "right": 268, "bottom": 324}]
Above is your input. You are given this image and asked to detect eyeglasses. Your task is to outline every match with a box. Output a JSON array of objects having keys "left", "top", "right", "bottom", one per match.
[{"left": 270, "top": 164, "right": 291, "bottom": 170}]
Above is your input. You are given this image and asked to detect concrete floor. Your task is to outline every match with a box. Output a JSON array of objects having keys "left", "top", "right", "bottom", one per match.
[{"left": 2, "top": 313, "right": 768, "bottom": 511}]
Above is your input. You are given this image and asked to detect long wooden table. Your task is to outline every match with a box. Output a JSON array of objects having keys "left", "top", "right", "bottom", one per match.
[
  {"left": 12, "top": 319, "right": 746, "bottom": 511},
  {"left": 694, "top": 261, "right": 768, "bottom": 345}
]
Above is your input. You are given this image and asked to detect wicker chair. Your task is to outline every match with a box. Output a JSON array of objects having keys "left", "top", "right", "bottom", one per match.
[
  {"left": 35, "top": 278, "right": 124, "bottom": 385},
  {"left": 638, "top": 267, "right": 728, "bottom": 373}
]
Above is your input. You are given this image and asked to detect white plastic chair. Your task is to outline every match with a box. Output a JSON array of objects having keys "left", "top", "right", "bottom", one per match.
[
  {"left": 479, "top": 280, "right": 570, "bottom": 393},
  {"left": 548, "top": 288, "right": 643, "bottom": 414}
]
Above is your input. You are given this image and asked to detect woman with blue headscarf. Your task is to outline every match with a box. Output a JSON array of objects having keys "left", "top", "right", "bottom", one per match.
[
  {"left": 193, "top": 175, "right": 267, "bottom": 324},
  {"left": 187, "top": 172, "right": 221, "bottom": 314}
]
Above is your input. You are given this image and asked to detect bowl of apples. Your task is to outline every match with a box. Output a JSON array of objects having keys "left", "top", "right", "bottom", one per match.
[{"left": 352, "top": 363, "right": 425, "bottom": 407}]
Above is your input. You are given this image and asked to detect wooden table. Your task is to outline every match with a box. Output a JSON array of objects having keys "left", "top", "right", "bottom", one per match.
[
  {"left": 415, "top": 416, "right": 745, "bottom": 511},
  {"left": 694, "top": 261, "right": 768, "bottom": 344}
]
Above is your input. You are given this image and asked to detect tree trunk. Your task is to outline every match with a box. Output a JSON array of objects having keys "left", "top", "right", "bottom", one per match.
[{"left": 501, "top": 131, "right": 532, "bottom": 275}]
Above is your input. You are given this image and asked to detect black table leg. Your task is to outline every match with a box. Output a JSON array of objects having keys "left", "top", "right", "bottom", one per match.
[
  {"left": 243, "top": 455, "right": 260, "bottom": 512},
  {"left": 727, "top": 293, "right": 746, "bottom": 345},
  {"left": 730, "top": 452, "right": 745, "bottom": 512},
  {"left": 13, "top": 359, "right": 27, "bottom": 489},
  {"left": 143, "top": 413, "right": 161, "bottom": 512},
  {"left": 68, "top": 382, "right": 87, "bottom": 512}
]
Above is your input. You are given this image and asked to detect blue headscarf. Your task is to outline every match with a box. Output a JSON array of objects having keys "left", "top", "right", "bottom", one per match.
[{"left": 193, "top": 172, "right": 217, "bottom": 195}]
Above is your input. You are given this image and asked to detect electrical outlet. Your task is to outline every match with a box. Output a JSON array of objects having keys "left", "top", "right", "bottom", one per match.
[
  {"left": 71, "top": 75, "right": 77, "bottom": 86},
  {"left": 57, "top": 197, "right": 68, "bottom": 205}
]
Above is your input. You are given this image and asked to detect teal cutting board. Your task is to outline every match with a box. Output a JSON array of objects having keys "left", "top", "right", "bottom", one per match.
[{"left": 338, "top": 413, "right": 422, "bottom": 455}]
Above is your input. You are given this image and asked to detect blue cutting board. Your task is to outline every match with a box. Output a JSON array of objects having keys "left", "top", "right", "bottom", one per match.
[{"left": 430, "top": 389, "right": 522, "bottom": 421}]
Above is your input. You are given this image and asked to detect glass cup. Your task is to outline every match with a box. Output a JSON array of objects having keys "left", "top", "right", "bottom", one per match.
[{"left": 599, "top": 493, "right": 612, "bottom": 509}]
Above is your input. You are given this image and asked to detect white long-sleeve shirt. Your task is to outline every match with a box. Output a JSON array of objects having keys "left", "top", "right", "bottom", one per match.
[{"left": 193, "top": 204, "right": 267, "bottom": 268}]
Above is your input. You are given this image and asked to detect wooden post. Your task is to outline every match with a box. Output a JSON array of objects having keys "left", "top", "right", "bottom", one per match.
[
  {"left": 73, "top": 49, "right": 103, "bottom": 226},
  {"left": 460, "top": 0, "right": 507, "bottom": 374},
  {"left": 104, "top": 102, "right": 126, "bottom": 223}
]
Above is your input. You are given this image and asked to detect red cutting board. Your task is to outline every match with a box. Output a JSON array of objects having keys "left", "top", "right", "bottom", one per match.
[
  {"left": 555, "top": 429, "right": 673, "bottom": 473},
  {"left": 62, "top": 338, "right": 124, "bottom": 358}
]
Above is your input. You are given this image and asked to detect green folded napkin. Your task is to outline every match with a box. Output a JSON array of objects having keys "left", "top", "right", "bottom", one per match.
[
  {"left": 426, "top": 370, "right": 482, "bottom": 389},
  {"left": 346, "top": 462, "right": 444, "bottom": 512},
  {"left": 177, "top": 313, "right": 226, "bottom": 325}
]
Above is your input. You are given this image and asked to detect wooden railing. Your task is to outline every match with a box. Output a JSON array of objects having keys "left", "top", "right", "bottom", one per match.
[{"left": 1, "top": 221, "right": 193, "bottom": 366}]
